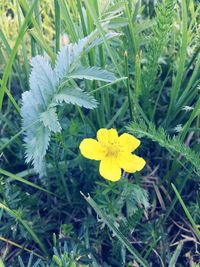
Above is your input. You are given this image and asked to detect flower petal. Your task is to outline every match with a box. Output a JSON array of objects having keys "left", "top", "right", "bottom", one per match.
[
  {"left": 119, "top": 133, "right": 141, "bottom": 152},
  {"left": 117, "top": 152, "right": 146, "bottom": 173},
  {"left": 99, "top": 157, "right": 121, "bottom": 181},
  {"left": 97, "top": 128, "right": 118, "bottom": 144},
  {"left": 97, "top": 128, "right": 109, "bottom": 143},
  {"left": 108, "top": 128, "right": 118, "bottom": 142},
  {"left": 79, "top": 138, "right": 105, "bottom": 160}
]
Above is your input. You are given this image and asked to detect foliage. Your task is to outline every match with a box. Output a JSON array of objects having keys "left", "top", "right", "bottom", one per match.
[
  {"left": 127, "top": 120, "right": 200, "bottom": 175},
  {"left": 21, "top": 28, "right": 117, "bottom": 175},
  {"left": 142, "top": 0, "right": 174, "bottom": 94},
  {"left": 1, "top": 0, "right": 200, "bottom": 266}
]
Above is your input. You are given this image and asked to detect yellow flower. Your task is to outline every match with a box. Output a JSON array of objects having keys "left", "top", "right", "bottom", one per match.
[{"left": 79, "top": 128, "right": 146, "bottom": 182}]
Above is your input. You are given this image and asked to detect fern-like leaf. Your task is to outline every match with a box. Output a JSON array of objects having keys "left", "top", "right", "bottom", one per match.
[
  {"left": 143, "top": 0, "right": 174, "bottom": 92},
  {"left": 21, "top": 29, "right": 118, "bottom": 175},
  {"left": 127, "top": 120, "right": 200, "bottom": 175}
]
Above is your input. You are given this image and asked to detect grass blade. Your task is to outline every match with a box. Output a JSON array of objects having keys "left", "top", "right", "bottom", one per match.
[
  {"left": 0, "top": 29, "right": 25, "bottom": 90},
  {"left": 0, "top": 258, "right": 5, "bottom": 267},
  {"left": 0, "top": 168, "right": 57, "bottom": 197},
  {"left": 16, "top": 0, "right": 29, "bottom": 80},
  {"left": 59, "top": 0, "right": 78, "bottom": 42},
  {"left": 0, "top": 236, "right": 45, "bottom": 260},
  {"left": 179, "top": 97, "right": 200, "bottom": 141},
  {"left": 0, "top": 79, "right": 20, "bottom": 113},
  {"left": 18, "top": 0, "right": 55, "bottom": 62},
  {"left": 92, "top": 77, "right": 127, "bottom": 93},
  {"left": 168, "top": 241, "right": 183, "bottom": 267},
  {"left": 171, "top": 183, "right": 200, "bottom": 240},
  {"left": 165, "top": 0, "right": 188, "bottom": 125},
  {"left": 83, "top": 0, "right": 122, "bottom": 77},
  {"left": 0, "top": 0, "right": 38, "bottom": 112},
  {"left": 54, "top": 0, "right": 60, "bottom": 53},
  {"left": 124, "top": 1, "right": 138, "bottom": 56},
  {"left": 124, "top": 51, "right": 133, "bottom": 120},
  {"left": 0, "top": 202, "right": 49, "bottom": 257},
  {"left": 81, "top": 192, "right": 150, "bottom": 267}
]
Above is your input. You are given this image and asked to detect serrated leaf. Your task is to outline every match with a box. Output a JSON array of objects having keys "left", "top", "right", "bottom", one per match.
[
  {"left": 21, "top": 28, "right": 118, "bottom": 175},
  {"left": 40, "top": 108, "right": 61, "bottom": 133},
  {"left": 24, "top": 122, "right": 50, "bottom": 175},
  {"left": 53, "top": 87, "right": 98, "bottom": 109},
  {"left": 87, "top": 31, "right": 119, "bottom": 51},
  {"left": 55, "top": 29, "right": 119, "bottom": 80},
  {"left": 21, "top": 91, "right": 42, "bottom": 127},
  {"left": 54, "top": 44, "right": 74, "bottom": 80},
  {"left": 29, "top": 56, "right": 57, "bottom": 105},
  {"left": 68, "top": 67, "right": 117, "bottom": 82},
  {"left": 131, "top": 185, "right": 149, "bottom": 211},
  {"left": 21, "top": 57, "right": 57, "bottom": 175}
]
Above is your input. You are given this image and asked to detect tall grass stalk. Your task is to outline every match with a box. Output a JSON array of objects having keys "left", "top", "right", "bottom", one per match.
[
  {"left": 165, "top": 0, "right": 188, "bottom": 126},
  {"left": 0, "top": 0, "right": 38, "bottom": 111},
  {"left": 18, "top": 0, "right": 55, "bottom": 61},
  {"left": 54, "top": 0, "right": 60, "bottom": 53}
]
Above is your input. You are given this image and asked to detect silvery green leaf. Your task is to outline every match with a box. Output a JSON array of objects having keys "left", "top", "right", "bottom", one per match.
[
  {"left": 21, "top": 28, "right": 118, "bottom": 175},
  {"left": 29, "top": 56, "right": 57, "bottom": 106},
  {"left": 24, "top": 121, "right": 50, "bottom": 176},
  {"left": 55, "top": 28, "right": 119, "bottom": 80},
  {"left": 68, "top": 67, "right": 117, "bottom": 82},
  {"left": 40, "top": 108, "right": 61, "bottom": 133},
  {"left": 53, "top": 87, "right": 98, "bottom": 109}
]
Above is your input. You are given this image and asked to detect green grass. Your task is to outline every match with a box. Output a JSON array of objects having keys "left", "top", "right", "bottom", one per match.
[{"left": 0, "top": 0, "right": 200, "bottom": 266}]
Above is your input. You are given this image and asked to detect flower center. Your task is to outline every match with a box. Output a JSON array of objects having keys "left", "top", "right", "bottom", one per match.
[{"left": 105, "top": 142, "right": 120, "bottom": 157}]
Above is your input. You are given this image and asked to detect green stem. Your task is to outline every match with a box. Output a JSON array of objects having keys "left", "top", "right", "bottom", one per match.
[
  {"left": 124, "top": 1, "right": 137, "bottom": 56},
  {"left": 124, "top": 51, "right": 133, "bottom": 120},
  {"left": 54, "top": 0, "right": 61, "bottom": 53}
]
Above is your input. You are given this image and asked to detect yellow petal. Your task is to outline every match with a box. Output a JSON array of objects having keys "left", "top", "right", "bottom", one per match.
[
  {"left": 117, "top": 152, "right": 146, "bottom": 173},
  {"left": 119, "top": 133, "right": 141, "bottom": 152},
  {"left": 97, "top": 128, "right": 109, "bottom": 143},
  {"left": 99, "top": 157, "right": 121, "bottom": 181},
  {"left": 108, "top": 128, "right": 118, "bottom": 142},
  {"left": 79, "top": 138, "right": 105, "bottom": 160},
  {"left": 97, "top": 128, "right": 118, "bottom": 144}
]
